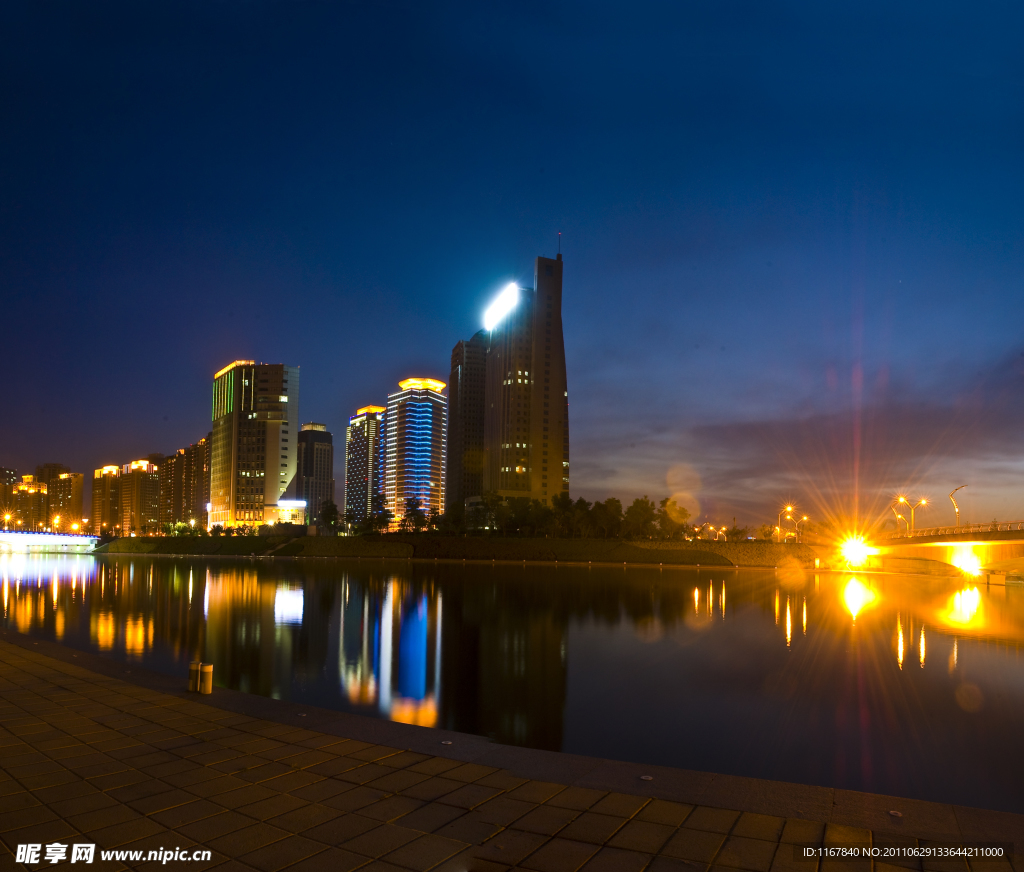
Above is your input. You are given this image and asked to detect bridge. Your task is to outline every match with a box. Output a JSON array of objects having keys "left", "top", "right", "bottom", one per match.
[
  {"left": 0, "top": 531, "right": 100, "bottom": 555},
  {"left": 868, "top": 521, "right": 1024, "bottom": 578}
]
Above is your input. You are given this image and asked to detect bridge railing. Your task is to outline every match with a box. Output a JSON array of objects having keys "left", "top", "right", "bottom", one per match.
[{"left": 884, "top": 521, "right": 1024, "bottom": 540}]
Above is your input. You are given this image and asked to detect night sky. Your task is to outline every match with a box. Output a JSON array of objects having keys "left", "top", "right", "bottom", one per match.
[{"left": 3, "top": 1, "right": 1024, "bottom": 529}]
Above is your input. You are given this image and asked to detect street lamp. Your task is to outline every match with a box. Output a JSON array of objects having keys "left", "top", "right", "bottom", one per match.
[
  {"left": 898, "top": 495, "right": 929, "bottom": 532},
  {"left": 778, "top": 505, "right": 794, "bottom": 542},
  {"left": 3, "top": 514, "right": 9, "bottom": 530},
  {"left": 794, "top": 515, "right": 808, "bottom": 542},
  {"left": 949, "top": 486, "right": 967, "bottom": 528}
]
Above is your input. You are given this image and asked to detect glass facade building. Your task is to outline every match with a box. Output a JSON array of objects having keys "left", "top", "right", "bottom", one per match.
[
  {"left": 384, "top": 379, "right": 447, "bottom": 527},
  {"left": 344, "top": 406, "right": 385, "bottom": 526},
  {"left": 297, "top": 422, "right": 335, "bottom": 525},
  {"left": 209, "top": 360, "right": 300, "bottom": 527}
]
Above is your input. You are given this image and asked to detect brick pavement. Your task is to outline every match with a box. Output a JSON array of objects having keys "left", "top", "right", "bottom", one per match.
[{"left": 0, "top": 639, "right": 1021, "bottom": 872}]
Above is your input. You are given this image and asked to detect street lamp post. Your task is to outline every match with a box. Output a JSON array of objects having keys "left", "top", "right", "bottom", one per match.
[
  {"left": 778, "top": 506, "right": 794, "bottom": 542},
  {"left": 794, "top": 515, "right": 808, "bottom": 542},
  {"left": 949, "top": 486, "right": 967, "bottom": 528},
  {"left": 898, "top": 496, "right": 928, "bottom": 532}
]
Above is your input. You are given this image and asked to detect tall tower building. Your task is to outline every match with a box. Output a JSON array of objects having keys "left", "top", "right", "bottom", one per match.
[
  {"left": 446, "top": 330, "right": 488, "bottom": 514},
  {"left": 49, "top": 473, "right": 84, "bottom": 530},
  {"left": 1, "top": 468, "right": 18, "bottom": 512},
  {"left": 159, "top": 435, "right": 211, "bottom": 527},
  {"left": 120, "top": 460, "right": 160, "bottom": 535},
  {"left": 92, "top": 466, "right": 120, "bottom": 535},
  {"left": 344, "top": 406, "right": 386, "bottom": 526},
  {"left": 482, "top": 254, "right": 569, "bottom": 504},
  {"left": 209, "top": 360, "right": 300, "bottom": 527},
  {"left": 384, "top": 379, "right": 447, "bottom": 526},
  {"left": 12, "top": 476, "right": 47, "bottom": 531},
  {"left": 297, "top": 423, "right": 335, "bottom": 524}
]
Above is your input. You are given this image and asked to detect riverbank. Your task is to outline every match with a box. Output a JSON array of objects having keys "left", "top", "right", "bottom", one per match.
[
  {"left": 95, "top": 535, "right": 818, "bottom": 568},
  {"left": 1, "top": 631, "right": 1019, "bottom": 872}
]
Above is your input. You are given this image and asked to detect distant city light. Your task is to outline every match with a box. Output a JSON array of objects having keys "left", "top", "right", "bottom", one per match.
[{"left": 483, "top": 282, "right": 519, "bottom": 331}]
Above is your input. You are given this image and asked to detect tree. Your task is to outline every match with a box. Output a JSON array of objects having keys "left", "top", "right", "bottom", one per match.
[
  {"left": 570, "top": 497, "right": 593, "bottom": 538},
  {"left": 656, "top": 498, "right": 690, "bottom": 539},
  {"left": 757, "top": 523, "right": 775, "bottom": 540},
  {"left": 590, "top": 498, "right": 623, "bottom": 538},
  {"left": 623, "top": 496, "right": 657, "bottom": 539},
  {"left": 427, "top": 506, "right": 441, "bottom": 531},
  {"left": 402, "top": 497, "right": 427, "bottom": 532},
  {"left": 550, "top": 492, "right": 573, "bottom": 537},
  {"left": 319, "top": 500, "right": 340, "bottom": 530}
]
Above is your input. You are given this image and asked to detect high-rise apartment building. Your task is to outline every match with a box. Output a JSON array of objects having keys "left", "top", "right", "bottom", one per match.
[
  {"left": 209, "top": 360, "right": 300, "bottom": 527},
  {"left": 120, "top": 460, "right": 160, "bottom": 535},
  {"left": 480, "top": 254, "right": 569, "bottom": 504},
  {"left": 12, "top": 475, "right": 47, "bottom": 530},
  {"left": 384, "top": 379, "right": 447, "bottom": 527},
  {"left": 445, "top": 330, "right": 488, "bottom": 514},
  {"left": 0, "top": 468, "right": 17, "bottom": 511},
  {"left": 92, "top": 466, "right": 120, "bottom": 535},
  {"left": 297, "top": 423, "right": 334, "bottom": 524},
  {"left": 344, "top": 406, "right": 386, "bottom": 526},
  {"left": 34, "top": 463, "right": 70, "bottom": 494},
  {"left": 49, "top": 473, "right": 84, "bottom": 531},
  {"left": 159, "top": 435, "right": 211, "bottom": 528}
]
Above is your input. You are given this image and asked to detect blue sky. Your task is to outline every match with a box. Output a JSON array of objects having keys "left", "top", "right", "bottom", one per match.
[{"left": 3, "top": 1, "right": 1024, "bottom": 527}]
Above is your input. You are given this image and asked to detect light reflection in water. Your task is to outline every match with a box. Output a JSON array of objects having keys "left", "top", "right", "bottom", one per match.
[
  {"left": 5, "top": 554, "right": 1024, "bottom": 813},
  {"left": 949, "top": 587, "right": 981, "bottom": 626},
  {"left": 897, "top": 613, "right": 904, "bottom": 669}
]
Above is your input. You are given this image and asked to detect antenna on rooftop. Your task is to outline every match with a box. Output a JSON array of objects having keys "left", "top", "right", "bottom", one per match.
[{"left": 558, "top": 231, "right": 561, "bottom": 254}]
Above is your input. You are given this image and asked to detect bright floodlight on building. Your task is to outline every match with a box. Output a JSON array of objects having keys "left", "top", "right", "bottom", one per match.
[{"left": 483, "top": 282, "right": 520, "bottom": 331}]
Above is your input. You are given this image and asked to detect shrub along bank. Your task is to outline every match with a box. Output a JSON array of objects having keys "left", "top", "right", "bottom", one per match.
[{"left": 95, "top": 535, "right": 816, "bottom": 567}]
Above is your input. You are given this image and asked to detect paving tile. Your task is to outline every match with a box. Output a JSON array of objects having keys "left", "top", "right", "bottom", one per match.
[
  {"left": 433, "top": 810, "right": 504, "bottom": 846},
  {"left": 406, "top": 757, "right": 464, "bottom": 777},
  {"left": 780, "top": 819, "right": 825, "bottom": 846},
  {"left": 714, "top": 836, "right": 779, "bottom": 872},
  {"left": 685, "top": 807, "right": 741, "bottom": 834},
  {"left": 283, "top": 846, "right": 367, "bottom": 872},
  {"left": 398, "top": 801, "right": 468, "bottom": 834},
  {"left": 368, "top": 768, "right": 433, "bottom": 794},
  {"left": 547, "top": 787, "right": 608, "bottom": 812},
  {"left": 475, "top": 796, "right": 537, "bottom": 827},
  {"left": 823, "top": 825, "right": 870, "bottom": 848},
  {"left": 321, "top": 784, "right": 388, "bottom": 813},
  {"left": 590, "top": 792, "right": 650, "bottom": 819},
  {"left": 128, "top": 787, "right": 196, "bottom": 815},
  {"left": 360, "top": 795, "right": 427, "bottom": 823},
  {"left": 207, "top": 822, "right": 290, "bottom": 856},
  {"left": 150, "top": 798, "right": 226, "bottom": 828},
  {"left": 401, "top": 776, "right": 464, "bottom": 802},
  {"left": 88, "top": 816, "right": 166, "bottom": 848},
  {"left": 238, "top": 835, "right": 325, "bottom": 872},
  {"left": 732, "top": 813, "right": 785, "bottom": 842},
  {"left": 519, "top": 836, "right": 600, "bottom": 872},
  {"left": 640, "top": 800, "right": 694, "bottom": 828},
  {"left": 185, "top": 775, "right": 252, "bottom": 799},
  {"left": 343, "top": 823, "right": 423, "bottom": 858},
  {"left": 507, "top": 781, "right": 568, "bottom": 804},
  {"left": 67, "top": 803, "right": 140, "bottom": 832},
  {"left": 608, "top": 819, "right": 676, "bottom": 853},
  {"left": 347, "top": 744, "right": 403, "bottom": 763},
  {"left": 663, "top": 828, "right": 729, "bottom": 863},
  {"left": 289, "top": 779, "right": 354, "bottom": 803},
  {"left": 338, "top": 763, "right": 398, "bottom": 785},
  {"left": 436, "top": 783, "right": 504, "bottom": 810},
  {"left": 582, "top": 845, "right": 654, "bottom": 872},
  {"left": 383, "top": 833, "right": 472, "bottom": 871},
  {"left": 303, "top": 812, "right": 381, "bottom": 844},
  {"left": 235, "top": 794, "right": 308, "bottom": 821},
  {"left": 511, "top": 804, "right": 580, "bottom": 836},
  {"left": 212, "top": 785, "right": 278, "bottom": 810},
  {"left": 559, "top": 812, "right": 628, "bottom": 845},
  {"left": 474, "top": 829, "right": 550, "bottom": 866}
]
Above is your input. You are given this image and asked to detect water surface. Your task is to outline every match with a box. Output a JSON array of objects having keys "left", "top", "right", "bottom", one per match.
[{"left": 3, "top": 553, "right": 1023, "bottom": 812}]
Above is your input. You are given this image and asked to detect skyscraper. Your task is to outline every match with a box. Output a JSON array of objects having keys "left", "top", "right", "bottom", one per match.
[
  {"left": 384, "top": 379, "right": 447, "bottom": 527},
  {"left": 209, "top": 360, "right": 301, "bottom": 527},
  {"left": 159, "top": 435, "right": 211, "bottom": 528},
  {"left": 12, "top": 476, "right": 47, "bottom": 531},
  {"left": 92, "top": 466, "right": 120, "bottom": 535},
  {"left": 482, "top": 254, "right": 569, "bottom": 504},
  {"left": 0, "top": 468, "right": 17, "bottom": 512},
  {"left": 120, "top": 460, "right": 160, "bottom": 535},
  {"left": 446, "top": 330, "right": 488, "bottom": 514},
  {"left": 344, "top": 406, "right": 386, "bottom": 526},
  {"left": 49, "top": 472, "right": 84, "bottom": 531},
  {"left": 297, "top": 423, "right": 334, "bottom": 524}
]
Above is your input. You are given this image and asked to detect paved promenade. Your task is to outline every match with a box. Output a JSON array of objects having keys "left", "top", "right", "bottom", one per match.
[{"left": 0, "top": 635, "right": 1021, "bottom": 872}]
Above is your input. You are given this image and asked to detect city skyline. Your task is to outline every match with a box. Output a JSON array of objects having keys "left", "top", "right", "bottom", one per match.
[{"left": 4, "top": 3, "right": 1024, "bottom": 529}]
